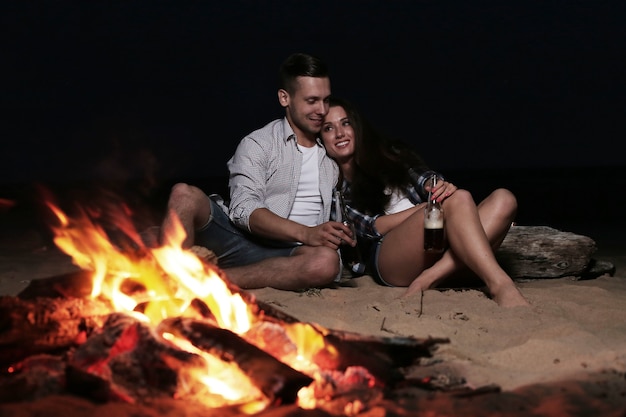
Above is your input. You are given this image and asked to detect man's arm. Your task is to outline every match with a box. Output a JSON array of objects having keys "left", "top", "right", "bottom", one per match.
[
  {"left": 227, "top": 125, "right": 284, "bottom": 230},
  {"left": 249, "top": 208, "right": 307, "bottom": 243},
  {"left": 250, "top": 208, "right": 354, "bottom": 250}
]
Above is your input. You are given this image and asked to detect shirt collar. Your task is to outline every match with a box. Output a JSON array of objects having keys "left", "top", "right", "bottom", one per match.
[{"left": 282, "top": 117, "right": 323, "bottom": 147}]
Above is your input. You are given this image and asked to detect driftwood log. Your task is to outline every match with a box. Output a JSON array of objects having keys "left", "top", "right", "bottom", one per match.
[{"left": 496, "top": 225, "right": 614, "bottom": 280}]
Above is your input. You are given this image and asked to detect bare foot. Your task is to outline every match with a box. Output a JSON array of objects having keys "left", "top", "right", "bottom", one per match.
[
  {"left": 490, "top": 282, "right": 529, "bottom": 307},
  {"left": 402, "top": 278, "right": 427, "bottom": 298},
  {"left": 402, "top": 268, "right": 441, "bottom": 298}
]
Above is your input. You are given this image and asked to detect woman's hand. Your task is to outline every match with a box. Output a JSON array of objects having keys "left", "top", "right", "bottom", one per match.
[{"left": 431, "top": 180, "right": 457, "bottom": 203}]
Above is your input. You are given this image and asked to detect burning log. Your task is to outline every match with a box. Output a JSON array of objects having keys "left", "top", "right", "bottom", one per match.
[
  {"left": 157, "top": 317, "right": 314, "bottom": 404},
  {"left": 17, "top": 269, "right": 96, "bottom": 300},
  {"left": 0, "top": 288, "right": 111, "bottom": 368},
  {"left": 2, "top": 308, "right": 313, "bottom": 408},
  {"left": 1, "top": 271, "right": 450, "bottom": 394},
  {"left": 255, "top": 300, "right": 449, "bottom": 384},
  {"left": 65, "top": 312, "right": 203, "bottom": 404},
  {"left": 0, "top": 354, "right": 67, "bottom": 403},
  {"left": 1, "top": 271, "right": 452, "bottom": 412}
]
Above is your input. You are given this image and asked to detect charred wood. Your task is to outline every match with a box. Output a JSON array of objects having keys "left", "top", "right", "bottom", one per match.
[
  {"left": 256, "top": 299, "right": 449, "bottom": 384},
  {"left": 18, "top": 270, "right": 95, "bottom": 300},
  {"left": 157, "top": 317, "right": 314, "bottom": 404},
  {"left": 0, "top": 294, "right": 111, "bottom": 368},
  {"left": 66, "top": 313, "right": 202, "bottom": 404}
]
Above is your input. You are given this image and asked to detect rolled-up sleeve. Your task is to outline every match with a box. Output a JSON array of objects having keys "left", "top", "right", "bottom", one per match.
[
  {"left": 409, "top": 169, "right": 444, "bottom": 201},
  {"left": 346, "top": 205, "right": 382, "bottom": 240},
  {"left": 227, "top": 135, "right": 272, "bottom": 231},
  {"left": 228, "top": 118, "right": 311, "bottom": 231}
]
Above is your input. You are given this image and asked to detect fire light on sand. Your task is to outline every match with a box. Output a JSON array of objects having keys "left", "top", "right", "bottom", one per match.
[{"left": 43, "top": 199, "right": 375, "bottom": 414}]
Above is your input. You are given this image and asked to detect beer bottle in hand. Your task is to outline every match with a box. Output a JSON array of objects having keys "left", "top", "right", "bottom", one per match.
[
  {"left": 334, "top": 190, "right": 365, "bottom": 275},
  {"left": 424, "top": 176, "right": 445, "bottom": 252}
]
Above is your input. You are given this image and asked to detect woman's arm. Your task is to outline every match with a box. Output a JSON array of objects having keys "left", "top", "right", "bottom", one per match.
[
  {"left": 346, "top": 202, "right": 425, "bottom": 239},
  {"left": 373, "top": 204, "right": 425, "bottom": 235}
]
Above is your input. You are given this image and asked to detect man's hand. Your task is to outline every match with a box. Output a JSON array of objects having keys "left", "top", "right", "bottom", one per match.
[{"left": 303, "top": 221, "right": 356, "bottom": 250}]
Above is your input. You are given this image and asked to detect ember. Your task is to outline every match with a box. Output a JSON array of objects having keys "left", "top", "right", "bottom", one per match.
[
  {"left": 0, "top": 196, "right": 454, "bottom": 415},
  {"left": 0, "top": 198, "right": 16, "bottom": 210}
]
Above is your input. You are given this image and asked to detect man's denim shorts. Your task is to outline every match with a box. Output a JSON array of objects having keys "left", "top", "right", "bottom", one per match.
[{"left": 195, "top": 196, "right": 298, "bottom": 268}]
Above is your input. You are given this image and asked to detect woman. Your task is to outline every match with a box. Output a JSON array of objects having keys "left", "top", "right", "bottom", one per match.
[{"left": 320, "top": 97, "right": 529, "bottom": 307}]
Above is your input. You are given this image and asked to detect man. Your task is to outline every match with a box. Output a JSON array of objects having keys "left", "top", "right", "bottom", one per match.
[{"left": 159, "top": 53, "right": 354, "bottom": 290}]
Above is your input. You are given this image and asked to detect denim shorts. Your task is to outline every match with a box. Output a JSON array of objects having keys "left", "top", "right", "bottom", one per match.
[
  {"left": 370, "top": 238, "right": 394, "bottom": 287},
  {"left": 194, "top": 196, "right": 299, "bottom": 269}
]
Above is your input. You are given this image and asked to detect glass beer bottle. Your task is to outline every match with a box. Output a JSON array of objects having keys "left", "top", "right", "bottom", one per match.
[
  {"left": 423, "top": 176, "right": 445, "bottom": 252},
  {"left": 334, "top": 189, "right": 365, "bottom": 275}
]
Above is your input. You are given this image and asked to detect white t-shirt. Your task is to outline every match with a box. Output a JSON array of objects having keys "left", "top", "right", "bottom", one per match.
[
  {"left": 288, "top": 144, "right": 323, "bottom": 226},
  {"left": 384, "top": 187, "right": 415, "bottom": 215}
]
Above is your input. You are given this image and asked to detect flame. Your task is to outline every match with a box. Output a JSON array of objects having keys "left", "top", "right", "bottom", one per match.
[
  {"left": 162, "top": 332, "right": 266, "bottom": 408},
  {"left": 284, "top": 322, "right": 338, "bottom": 374},
  {"left": 44, "top": 198, "right": 345, "bottom": 411},
  {"left": 46, "top": 200, "right": 260, "bottom": 406},
  {"left": 47, "top": 201, "right": 254, "bottom": 331}
]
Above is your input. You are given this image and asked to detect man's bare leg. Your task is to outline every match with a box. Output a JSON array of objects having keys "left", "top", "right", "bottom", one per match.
[
  {"left": 222, "top": 246, "right": 341, "bottom": 290},
  {"left": 159, "top": 184, "right": 340, "bottom": 291},
  {"left": 160, "top": 183, "right": 212, "bottom": 248}
]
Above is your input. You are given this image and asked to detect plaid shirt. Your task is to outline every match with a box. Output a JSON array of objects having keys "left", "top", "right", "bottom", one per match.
[{"left": 331, "top": 169, "right": 441, "bottom": 240}]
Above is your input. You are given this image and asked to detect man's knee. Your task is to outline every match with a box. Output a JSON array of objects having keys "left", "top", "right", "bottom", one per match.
[
  {"left": 169, "top": 183, "right": 203, "bottom": 203},
  {"left": 168, "top": 183, "right": 211, "bottom": 213},
  {"left": 165, "top": 183, "right": 212, "bottom": 233},
  {"left": 299, "top": 247, "right": 341, "bottom": 286}
]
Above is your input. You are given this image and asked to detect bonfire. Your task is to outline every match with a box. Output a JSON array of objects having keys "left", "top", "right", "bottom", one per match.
[{"left": 0, "top": 195, "right": 453, "bottom": 416}]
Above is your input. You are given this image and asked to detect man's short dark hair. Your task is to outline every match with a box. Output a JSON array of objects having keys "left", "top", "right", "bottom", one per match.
[{"left": 279, "top": 53, "right": 329, "bottom": 94}]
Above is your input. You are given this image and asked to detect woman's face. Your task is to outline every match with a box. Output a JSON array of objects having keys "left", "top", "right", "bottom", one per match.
[{"left": 321, "top": 105, "right": 356, "bottom": 163}]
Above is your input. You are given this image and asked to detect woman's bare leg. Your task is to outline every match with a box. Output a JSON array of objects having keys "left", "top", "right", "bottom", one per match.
[{"left": 378, "top": 188, "right": 528, "bottom": 306}]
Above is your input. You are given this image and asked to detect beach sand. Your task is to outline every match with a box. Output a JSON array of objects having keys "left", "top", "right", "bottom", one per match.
[{"left": 0, "top": 170, "right": 625, "bottom": 415}]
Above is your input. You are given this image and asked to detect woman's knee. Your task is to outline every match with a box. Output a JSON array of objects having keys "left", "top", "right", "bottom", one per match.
[
  {"left": 449, "top": 188, "right": 517, "bottom": 217},
  {"left": 445, "top": 188, "right": 475, "bottom": 207},
  {"left": 490, "top": 188, "right": 518, "bottom": 217}
]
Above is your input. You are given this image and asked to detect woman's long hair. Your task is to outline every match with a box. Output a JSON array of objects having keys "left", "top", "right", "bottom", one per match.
[{"left": 329, "top": 97, "right": 429, "bottom": 215}]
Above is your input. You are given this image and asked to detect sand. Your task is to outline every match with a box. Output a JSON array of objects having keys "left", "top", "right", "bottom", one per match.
[{"left": 0, "top": 220, "right": 625, "bottom": 416}]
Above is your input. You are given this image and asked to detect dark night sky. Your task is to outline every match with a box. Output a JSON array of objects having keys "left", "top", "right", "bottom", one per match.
[{"left": 2, "top": 1, "right": 625, "bottom": 185}]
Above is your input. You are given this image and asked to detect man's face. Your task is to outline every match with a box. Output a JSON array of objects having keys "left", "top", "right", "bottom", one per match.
[{"left": 280, "top": 76, "right": 331, "bottom": 141}]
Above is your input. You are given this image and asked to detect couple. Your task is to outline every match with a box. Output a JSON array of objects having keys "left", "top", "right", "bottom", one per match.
[{"left": 159, "top": 53, "right": 529, "bottom": 308}]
